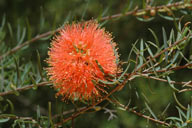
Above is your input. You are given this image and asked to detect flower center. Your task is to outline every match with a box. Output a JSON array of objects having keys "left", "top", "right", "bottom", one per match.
[{"left": 73, "top": 41, "right": 88, "bottom": 55}]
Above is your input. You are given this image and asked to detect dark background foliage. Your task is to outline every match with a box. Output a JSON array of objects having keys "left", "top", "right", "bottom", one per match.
[{"left": 0, "top": 0, "right": 191, "bottom": 128}]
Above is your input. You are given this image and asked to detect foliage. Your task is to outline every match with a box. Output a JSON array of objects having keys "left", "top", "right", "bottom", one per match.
[{"left": 0, "top": 0, "right": 192, "bottom": 127}]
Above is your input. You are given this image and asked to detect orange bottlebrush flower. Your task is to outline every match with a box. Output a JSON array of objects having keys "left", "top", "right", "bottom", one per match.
[{"left": 47, "top": 21, "right": 119, "bottom": 101}]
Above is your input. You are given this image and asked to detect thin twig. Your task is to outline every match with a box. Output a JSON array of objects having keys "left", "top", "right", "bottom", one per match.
[
  {"left": 136, "top": 37, "right": 188, "bottom": 72},
  {"left": 101, "top": 1, "right": 189, "bottom": 21},
  {"left": 0, "top": 81, "right": 52, "bottom": 96},
  {"left": 179, "top": 88, "right": 192, "bottom": 93},
  {"left": 143, "top": 63, "right": 192, "bottom": 74},
  {"left": 0, "top": 114, "right": 42, "bottom": 128},
  {"left": 0, "top": 29, "right": 58, "bottom": 61},
  {"left": 138, "top": 73, "right": 192, "bottom": 87},
  {"left": 54, "top": 73, "right": 133, "bottom": 127},
  {"left": 108, "top": 98, "right": 171, "bottom": 127},
  {"left": 52, "top": 107, "right": 86, "bottom": 119}
]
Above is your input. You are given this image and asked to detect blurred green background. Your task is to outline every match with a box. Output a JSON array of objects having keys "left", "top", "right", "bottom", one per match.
[{"left": 0, "top": 0, "right": 192, "bottom": 128}]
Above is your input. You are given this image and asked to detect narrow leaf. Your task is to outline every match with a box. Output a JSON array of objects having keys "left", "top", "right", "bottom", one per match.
[
  {"left": 176, "top": 106, "right": 187, "bottom": 119},
  {"left": 161, "top": 103, "right": 171, "bottom": 115},
  {"left": 165, "top": 50, "right": 180, "bottom": 69},
  {"left": 137, "top": 39, "right": 144, "bottom": 69},
  {"left": 26, "top": 18, "right": 32, "bottom": 40},
  {"left": 145, "top": 102, "right": 158, "bottom": 120},
  {"left": 186, "top": 105, "right": 190, "bottom": 120},
  {"left": 36, "top": 105, "right": 41, "bottom": 120},
  {"left": 173, "top": 92, "right": 187, "bottom": 110},
  {"left": 0, "top": 118, "right": 10, "bottom": 123},
  {"left": 148, "top": 28, "right": 160, "bottom": 48},
  {"left": 136, "top": 17, "right": 155, "bottom": 22},
  {"left": 36, "top": 50, "right": 43, "bottom": 79},
  {"left": 167, "top": 76, "right": 179, "bottom": 92},
  {"left": 0, "top": 14, "right": 6, "bottom": 31},
  {"left": 6, "top": 99, "right": 14, "bottom": 113},
  {"left": 145, "top": 43, "right": 154, "bottom": 57},
  {"left": 7, "top": 23, "right": 13, "bottom": 38},
  {"left": 162, "top": 27, "right": 168, "bottom": 63},
  {"left": 81, "top": 0, "right": 89, "bottom": 20},
  {"left": 14, "top": 57, "right": 21, "bottom": 87},
  {"left": 166, "top": 117, "right": 183, "bottom": 122},
  {"left": 122, "top": 0, "right": 134, "bottom": 14},
  {"left": 48, "top": 102, "right": 54, "bottom": 128},
  {"left": 40, "top": 6, "right": 45, "bottom": 32},
  {"left": 95, "top": 60, "right": 104, "bottom": 74},
  {"left": 16, "top": 24, "right": 20, "bottom": 42},
  {"left": 158, "top": 13, "right": 179, "bottom": 21},
  {"left": 18, "top": 27, "right": 26, "bottom": 45},
  {"left": 29, "top": 73, "right": 37, "bottom": 90}
]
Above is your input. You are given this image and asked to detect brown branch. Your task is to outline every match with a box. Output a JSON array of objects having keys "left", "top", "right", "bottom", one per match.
[
  {"left": 0, "top": 1, "right": 190, "bottom": 61},
  {"left": 138, "top": 73, "right": 192, "bottom": 87},
  {"left": 53, "top": 67, "right": 191, "bottom": 127},
  {"left": 135, "top": 37, "right": 188, "bottom": 72},
  {"left": 54, "top": 73, "right": 133, "bottom": 127},
  {"left": 108, "top": 98, "right": 171, "bottom": 127},
  {"left": 179, "top": 88, "right": 192, "bottom": 93},
  {"left": 0, "top": 114, "right": 42, "bottom": 128},
  {"left": 0, "top": 81, "right": 52, "bottom": 96},
  {"left": 0, "top": 29, "right": 59, "bottom": 61},
  {"left": 101, "top": 1, "right": 189, "bottom": 21},
  {"left": 52, "top": 107, "right": 86, "bottom": 119},
  {"left": 143, "top": 63, "right": 192, "bottom": 74}
]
